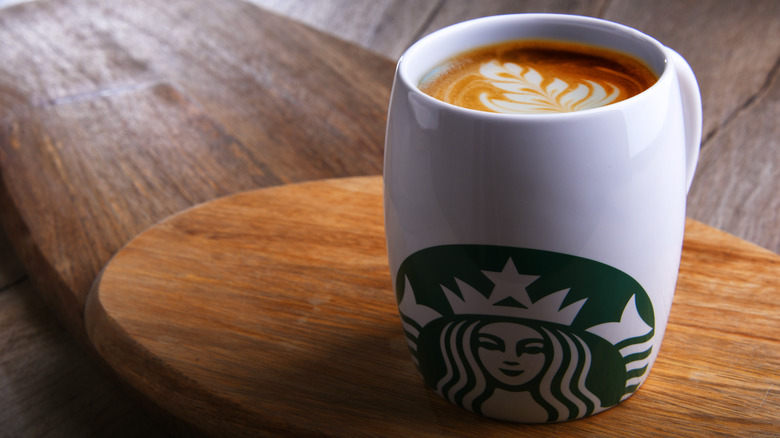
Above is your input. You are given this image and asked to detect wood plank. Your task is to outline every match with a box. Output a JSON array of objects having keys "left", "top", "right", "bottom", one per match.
[
  {"left": 1, "top": 83, "right": 275, "bottom": 345},
  {"left": 0, "top": 280, "right": 170, "bottom": 437},
  {"left": 1, "top": 216, "right": 171, "bottom": 437},
  {"left": 687, "top": 59, "right": 780, "bottom": 253},
  {"left": 605, "top": 0, "right": 780, "bottom": 140},
  {"left": 0, "top": 0, "right": 393, "bottom": 347},
  {"left": 245, "top": 0, "right": 441, "bottom": 59},
  {"left": 249, "top": 0, "right": 610, "bottom": 60},
  {"left": 86, "top": 176, "right": 779, "bottom": 437},
  {"left": 414, "top": 0, "right": 608, "bottom": 49},
  {"left": 7, "top": 179, "right": 169, "bottom": 437}
]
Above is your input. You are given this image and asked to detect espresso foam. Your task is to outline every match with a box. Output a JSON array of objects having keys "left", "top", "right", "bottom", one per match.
[{"left": 419, "top": 40, "right": 658, "bottom": 114}]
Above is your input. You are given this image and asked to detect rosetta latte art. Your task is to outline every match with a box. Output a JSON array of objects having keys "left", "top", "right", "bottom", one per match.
[
  {"left": 418, "top": 40, "right": 658, "bottom": 115},
  {"left": 477, "top": 61, "right": 620, "bottom": 114}
]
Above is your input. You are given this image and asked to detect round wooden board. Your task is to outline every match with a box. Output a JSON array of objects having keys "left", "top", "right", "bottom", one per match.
[
  {"left": 86, "top": 176, "right": 780, "bottom": 437},
  {"left": 85, "top": 176, "right": 454, "bottom": 436}
]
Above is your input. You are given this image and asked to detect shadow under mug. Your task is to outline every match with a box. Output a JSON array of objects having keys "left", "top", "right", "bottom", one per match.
[{"left": 384, "top": 14, "right": 702, "bottom": 423}]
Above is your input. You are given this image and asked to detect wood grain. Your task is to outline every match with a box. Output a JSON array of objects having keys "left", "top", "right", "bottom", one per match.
[
  {"left": 604, "top": 0, "right": 780, "bottom": 138},
  {"left": 0, "top": 0, "right": 391, "bottom": 348},
  {"left": 687, "top": 52, "right": 780, "bottom": 252},
  {"left": 86, "top": 176, "right": 779, "bottom": 437},
  {"left": 0, "top": 280, "right": 170, "bottom": 437},
  {"left": 247, "top": 0, "right": 610, "bottom": 60},
  {"left": 245, "top": 0, "right": 442, "bottom": 59}
]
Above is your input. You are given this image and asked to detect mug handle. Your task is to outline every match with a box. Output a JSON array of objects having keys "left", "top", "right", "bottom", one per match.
[{"left": 665, "top": 48, "right": 702, "bottom": 194}]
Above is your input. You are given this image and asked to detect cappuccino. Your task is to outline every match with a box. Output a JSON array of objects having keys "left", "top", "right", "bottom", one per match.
[{"left": 419, "top": 40, "right": 657, "bottom": 114}]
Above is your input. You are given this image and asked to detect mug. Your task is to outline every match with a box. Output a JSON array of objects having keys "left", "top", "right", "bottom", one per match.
[{"left": 383, "top": 14, "right": 701, "bottom": 423}]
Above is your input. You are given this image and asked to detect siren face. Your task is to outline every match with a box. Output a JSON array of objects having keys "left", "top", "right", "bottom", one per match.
[{"left": 477, "top": 323, "right": 546, "bottom": 386}]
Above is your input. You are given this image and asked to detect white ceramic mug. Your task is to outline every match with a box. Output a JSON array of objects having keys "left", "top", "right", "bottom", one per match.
[{"left": 384, "top": 14, "right": 701, "bottom": 423}]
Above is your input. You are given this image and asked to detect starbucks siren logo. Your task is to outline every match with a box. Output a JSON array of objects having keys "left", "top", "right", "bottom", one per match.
[{"left": 396, "top": 245, "right": 655, "bottom": 423}]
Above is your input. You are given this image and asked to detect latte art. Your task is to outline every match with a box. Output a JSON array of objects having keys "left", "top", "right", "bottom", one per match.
[
  {"left": 477, "top": 61, "right": 620, "bottom": 114},
  {"left": 419, "top": 40, "right": 658, "bottom": 114}
]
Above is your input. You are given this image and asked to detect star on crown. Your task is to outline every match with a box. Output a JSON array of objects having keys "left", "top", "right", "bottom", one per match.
[
  {"left": 399, "top": 258, "right": 586, "bottom": 327},
  {"left": 445, "top": 259, "right": 586, "bottom": 325}
]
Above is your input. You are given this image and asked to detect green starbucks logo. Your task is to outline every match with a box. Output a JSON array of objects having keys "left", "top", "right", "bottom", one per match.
[{"left": 396, "top": 245, "right": 654, "bottom": 422}]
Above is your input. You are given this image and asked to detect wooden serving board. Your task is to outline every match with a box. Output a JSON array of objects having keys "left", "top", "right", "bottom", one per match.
[
  {"left": 86, "top": 176, "right": 779, "bottom": 437},
  {"left": 0, "top": 0, "right": 392, "bottom": 352}
]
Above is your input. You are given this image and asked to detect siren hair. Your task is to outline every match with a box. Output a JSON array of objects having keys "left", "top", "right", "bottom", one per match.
[{"left": 433, "top": 317, "right": 605, "bottom": 421}]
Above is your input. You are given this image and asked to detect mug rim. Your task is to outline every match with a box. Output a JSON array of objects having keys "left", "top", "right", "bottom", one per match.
[{"left": 397, "top": 13, "right": 672, "bottom": 120}]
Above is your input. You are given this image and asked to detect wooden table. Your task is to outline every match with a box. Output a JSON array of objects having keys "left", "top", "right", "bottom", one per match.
[{"left": 0, "top": 0, "right": 777, "bottom": 436}]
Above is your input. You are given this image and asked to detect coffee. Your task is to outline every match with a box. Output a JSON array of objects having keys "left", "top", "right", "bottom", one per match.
[{"left": 419, "top": 40, "right": 658, "bottom": 114}]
